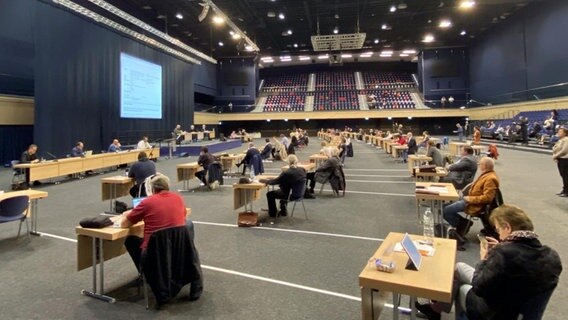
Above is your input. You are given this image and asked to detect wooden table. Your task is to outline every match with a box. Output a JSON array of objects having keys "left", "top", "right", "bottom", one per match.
[
  {"left": 472, "top": 145, "right": 484, "bottom": 156},
  {"left": 101, "top": 176, "right": 134, "bottom": 213},
  {"left": 448, "top": 142, "right": 468, "bottom": 157},
  {"left": 392, "top": 145, "right": 408, "bottom": 159},
  {"left": 176, "top": 162, "right": 203, "bottom": 190},
  {"left": 309, "top": 154, "right": 328, "bottom": 168},
  {"left": 232, "top": 182, "right": 265, "bottom": 214},
  {"left": 407, "top": 155, "right": 432, "bottom": 173},
  {"left": 14, "top": 148, "right": 159, "bottom": 182},
  {"left": 184, "top": 131, "right": 204, "bottom": 142},
  {"left": 415, "top": 167, "right": 448, "bottom": 182},
  {"left": 281, "top": 162, "right": 316, "bottom": 172},
  {"left": 415, "top": 182, "right": 459, "bottom": 233},
  {"left": 220, "top": 154, "right": 245, "bottom": 174},
  {"left": 359, "top": 232, "right": 456, "bottom": 320},
  {"left": 0, "top": 189, "right": 48, "bottom": 236},
  {"left": 76, "top": 209, "right": 191, "bottom": 303}
]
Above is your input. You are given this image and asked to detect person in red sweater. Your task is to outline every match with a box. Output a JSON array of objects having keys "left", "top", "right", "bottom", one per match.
[
  {"left": 398, "top": 134, "right": 407, "bottom": 145},
  {"left": 120, "top": 174, "right": 188, "bottom": 268}
]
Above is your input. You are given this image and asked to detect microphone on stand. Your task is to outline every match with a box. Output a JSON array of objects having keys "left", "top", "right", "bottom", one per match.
[{"left": 46, "top": 152, "right": 59, "bottom": 161}]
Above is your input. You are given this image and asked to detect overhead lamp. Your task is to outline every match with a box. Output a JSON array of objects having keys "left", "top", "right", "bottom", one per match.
[
  {"left": 408, "top": 116, "right": 412, "bottom": 120},
  {"left": 390, "top": 5, "right": 396, "bottom": 13},
  {"left": 374, "top": 39, "right": 379, "bottom": 44},
  {"left": 267, "top": 11, "right": 276, "bottom": 18},
  {"left": 399, "top": 53, "right": 409, "bottom": 57},
  {"left": 218, "top": 121, "right": 222, "bottom": 125},
  {"left": 439, "top": 20, "right": 452, "bottom": 28},
  {"left": 381, "top": 24, "right": 388, "bottom": 30},
  {"left": 381, "top": 50, "right": 393, "bottom": 55},
  {"left": 175, "top": 13, "right": 183, "bottom": 19},
  {"left": 459, "top": 1, "right": 476, "bottom": 9},
  {"left": 299, "top": 56, "right": 311, "bottom": 61},
  {"left": 212, "top": 16, "right": 225, "bottom": 24},
  {"left": 333, "top": 27, "right": 339, "bottom": 34},
  {"left": 402, "top": 49, "right": 416, "bottom": 54},
  {"left": 232, "top": 33, "right": 241, "bottom": 40},
  {"left": 284, "top": 119, "right": 288, "bottom": 122},
  {"left": 293, "top": 43, "right": 298, "bottom": 48},
  {"left": 267, "top": 119, "right": 271, "bottom": 122},
  {"left": 305, "top": 118, "right": 309, "bottom": 122},
  {"left": 317, "top": 54, "right": 329, "bottom": 59},
  {"left": 341, "top": 54, "right": 352, "bottom": 58},
  {"left": 287, "top": 29, "right": 293, "bottom": 35},
  {"left": 279, "top": 55, "right": 291, "bottom": 60},
  {"left": 218, "top": 41, "right": 224, "bottom": 46},
  {"left": 388, "top": 117, "right": 392, "bottom": 120},
  {"left": 423, "top": 34, "right": 435, "bottom": 42},
  {"left": 245, "top": 45, "right": 253, "bottom": 51},
  {"left": 278, "top": 13, "right": 285, "bottom": 20},
  {"left": 365, "top": 117, "right": 370, "bottom": 120},
  {"left": 460, "top": 30, "right": 467, "bottom": 36}
]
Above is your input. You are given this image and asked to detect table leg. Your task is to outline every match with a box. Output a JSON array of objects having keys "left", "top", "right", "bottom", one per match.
[
  {"left": 392, "top": 292, "right": 400, "bottom": 320},
  {"left": 30, "top": 199, "right": 41, "bottom": 236},
  {"left": 409, "top": 296, "right": 417, "bottom": 320},
  {"left": 80, "top": 237, "right": 116, "bottom": 303}
]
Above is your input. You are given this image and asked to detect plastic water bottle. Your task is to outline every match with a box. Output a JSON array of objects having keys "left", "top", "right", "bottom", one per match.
[
  {"left": 249, "top": 168, "right": 255, "bottom": 181},
  {"left": 423, "top": 208, "right": 435, "bottom": 246}
]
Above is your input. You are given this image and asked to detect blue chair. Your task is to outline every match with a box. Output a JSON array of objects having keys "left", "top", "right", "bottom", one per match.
[
  {"left": 280, "top": 178, "right": 308, "bottom": 220},
  {"left": 0, "top": 195, "right": 31, "bottom": 239}
]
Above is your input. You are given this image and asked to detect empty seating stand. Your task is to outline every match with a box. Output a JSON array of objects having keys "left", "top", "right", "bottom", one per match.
[
  {"left": 314, "top": 91, "right": 359, "bottom": 111},
  {"left": 262, "top": 74, "right": 309, "bottom": 92},
  {"left": 363, "top": 90, "right": 415, "bottom": 109},
  {"left": 361, "top": 71, "right": 414, "bottom": 89},
  {"left": 263, "top": 92, "right": 306, "bottom": 112},
  {"left": 314, "top": 72, "right": 356, "bottom": 90}
]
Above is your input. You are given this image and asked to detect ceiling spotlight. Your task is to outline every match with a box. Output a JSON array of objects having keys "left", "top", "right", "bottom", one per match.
[
  {"left": 175, "top": 13, "right": 183, "bottom": 19},
  {"left": 390, "top": 5, "right": 396, "bottom": 12},
  {"left": 388, "top": 117, "right": 392, "bottom": 120},
  {"left": 460, "top": 30, "right": 467, "bottom": 36},
  {"left": 334, "top": 14, "right": 339, "bottom": 19},
  {"left": 287, "top": 29, "right": 293, "bottom": 35},
  {"left": 267, "top": 11, "right": 276, "bottom": 18},
  {"left": 402, "top": 49, "right": 416, "bottom": 54},
  {"left": 245, "top": 45, "right": 253, "bottom": 51},
  {"left": 439, "top": 20, "right": 452, "bottom": 28},
  {"left": 408, "top": 116, "right": 412, "bottom": 120},
  {"left": 397, "top": 3, "right": 408, "bottom": 9},
  {"left": 218, "top": 41, "right": 224, "bottom": 46},
  {"left": 423, "top": 34, "right": 435, "bottom": 42},
  {"left": 212, "top": 16, "right": 225, "bottom": 24},
  {"left": 293, "top": 43, "right": 298, "bottom": 48},
  {"left": 305, "top": 118, "right": 310, "bottom": 121},
  {"left": 381, "top": 24, "right": 388, "bottom": 30},
  {"left": 278, "top": 13, "right": 285, "bottom": 20},
  {"left": 459, "top": 1, "right": 476, "bottom": 9},
  {"left": 232, "top": 33, "right": 241, "bottom": 40},
  {"left": 365, "top": 117, "right": 370, "bottom": 120},
  {"left": 374, "top": 39, "right": 379, "bottom": 44},
  {"left": 267, "top": 119, "right": 271, "bottom": 122},
  {"left": 333, "top": 27, "right": 339, "bottom": 34},
  {"left": 399, "top": 53, "right": 409, "bottom": 57},
  {"left": 341, "top": 54, "right": 352, "bottom": 58},
  {"left": 284, "top": 119, "right": 288, "bottom": 122}
]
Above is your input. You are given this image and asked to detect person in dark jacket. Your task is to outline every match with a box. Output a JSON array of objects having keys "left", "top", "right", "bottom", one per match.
[
  {"left": 403, "top": 132, "right": 417, "bottom": 163},
  {"left": 306, "top": 147, "right": 342, "bottom": 193},
  {"left": 440, "top": 146, "right": 477, "bottom": 189},
  {"left": 264, "top": 155, "right": 306, "bottom": 217},
  {"left": 416, "top": 204, "right": 562, "bottom": 320},
  {"left": 128, "top": 151, "right": 157, "bottom": 197},
  {"left": 426, "top": 140, "right": 444, "bottom": 167},
  {"left": 20, "top": 144, "right": 40, "bottom": 185},
  {"left": 260, "top": 138, "right": 273, "bottom": 160},
  {"left": 236, "top": 142, "right": 260, "bottom": 175},
  {"left": 195, "top": 146, "right": 216, "bottom": 185}
]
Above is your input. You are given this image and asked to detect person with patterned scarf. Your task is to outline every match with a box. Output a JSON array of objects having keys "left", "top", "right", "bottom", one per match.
[{"left": 416, "top": 204, "right": 562, "bottom": 320}]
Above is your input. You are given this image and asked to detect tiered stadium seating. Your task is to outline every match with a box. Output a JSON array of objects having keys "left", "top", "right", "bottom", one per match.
[
  {"left": 361, "top": 72, "right": 414, "bottom": 89},
  {"left": 263, "top": 93, "right": 306, "bottom": 112},
  {"left": 262, "top": 74, "right": 308, "bottom": 92},
  {"left": 363, "top": 90, "right": 415, "bottom": 109},
  {"left": 313, "top": 91, "right": 359, "bottom": 111},
  {"left": 314, "top": 72, "right": 356, "bottom": 90}
]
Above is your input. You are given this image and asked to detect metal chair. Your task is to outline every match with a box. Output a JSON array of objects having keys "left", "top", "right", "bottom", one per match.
[
  {"left": 0, "top": 195, "right": 31, "bottom": 240},
  {"left": 280, "top": 178, "right": 308, "bottom": 220}
]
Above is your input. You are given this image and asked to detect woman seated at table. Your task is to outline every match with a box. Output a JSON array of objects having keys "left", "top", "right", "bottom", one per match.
[{"left": 416, "top": 205, "right": 562, "bottom": 320}]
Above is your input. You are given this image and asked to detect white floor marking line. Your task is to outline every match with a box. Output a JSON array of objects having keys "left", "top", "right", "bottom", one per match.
[
  {"left": 39, "top": 232, "right": 78, "bottom": 243},
  {"left": 262, "top": 168, "right": 408, "bottom": 172},
  {"left": 321, "top": 189, "right": 415, "bottom": 197},
  {"left": 192, "top": 221, "right": 385, "bottom": 242},
  {"left": 346, "top": 174, "right": 410, "bottom": 178},
  {"left": 345, "top": 180, "right": 415, "bottom": 184},
  {"left": 201, "top": 264, "right": 361, "bottom": 301}
]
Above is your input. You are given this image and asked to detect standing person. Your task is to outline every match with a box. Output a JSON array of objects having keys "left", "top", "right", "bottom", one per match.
[
  {"left": 128, "top": 151, "right": 157, "bottom": 198},
  {"left": 20, "top": 144, "right": 40, "bottom": 186},
  {"left": 236, "top": 143, "right": 261, "bottom": 175},
  {"left": 137, "top": 136, "right": 151, "bottom": 149},
  {"left": 552, "top": 127, "right": 568, "bottom": 197},
  {"left": 520, "top": 116, "right": 529, "bottom": 146},
  {"left": 473, "top": 126, "right": 481, "bottom": 145},
  {"left": 108, "top": 139, "right": 122, "bottom": 152},
  {"left": 120, "top": 174, "right": 203, "bottom": 305},
  {"left": 454, "top": 123, "right": 464, "bottom": 141},
  {"left": 416, "top": 205, "right": 562, "bottom": 320}
]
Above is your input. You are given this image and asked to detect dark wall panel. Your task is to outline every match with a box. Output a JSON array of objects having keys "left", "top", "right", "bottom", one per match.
[
  {"left": 216, "top": 58, "right": 257, "bottom": 104},
  {"left": 420, "top": 48, "right": 469, "bottom": 103},
  {"left": 33, "top": 1, "right": 194, "bottom": 157},
  {"left": 0, "top": 125, "right": 33, "bottom": 165},
  {"left": 194, "top": 61, "right": 217, "bottom": 96}
]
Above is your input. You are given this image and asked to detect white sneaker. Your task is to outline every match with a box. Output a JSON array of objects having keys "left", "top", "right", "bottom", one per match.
[{"left": 209, "top": 180, "right": 220, "bottom": 190}]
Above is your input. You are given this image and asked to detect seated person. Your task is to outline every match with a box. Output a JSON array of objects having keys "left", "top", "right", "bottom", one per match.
[
  {"left": 20, "top": 144, "right": 40, "bottom": 185},
  {"left": 473, "top": 126, "right": 481, "bottom": 145},
  {"left": 405, "top": 132, "right": 417, "bottom": 163},
  {"left": 443, "top": 157, "right": 498, "bottom": 243},
  {"left": 237, "top": 143, "right": 260, "bottom": 175},
  {"left": 440, "top": 146, "right": 477, "bottom": 190},
  {"left": 108, "top": 139, "right": 122, "bottom": 152},
  {"left": 173, "top": 124, "right": 186, "bottom": 144},
  {"left": 416, "top": 205, "right": 562, "bottom": 320},
  {"left": 306, "top": 147, "right": 342, "bottom": 194},
  {"left": 229, "top": 131, "right": 237, "bottom": 139},
  {"left": 195, "top": 147, "right": 215, "bottom": 185},
  {"left": 137, "top": 136, "right": 151, "bottom": 149},
  {"left": 260, "top": 138, "right": 273, "bottom": 160},
  {"left": 426, "top": 140, "right": 444, "bottom": 167},
  {"left": 71, "top": 141, "right": 84, "bottom": 157},
  {"left": 120, "top": 174, "right": 202, "bottom": 304},
  {"left": 264, "top": 155, "right": 306, "bottom": 217},
  {"left": 128, "top": 151, "right": 157, "bottom": 197}
]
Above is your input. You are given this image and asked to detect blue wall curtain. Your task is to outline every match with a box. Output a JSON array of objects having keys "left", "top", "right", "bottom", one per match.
[{"left": 33, "top": 1, "right": 195, "bottom": 157}]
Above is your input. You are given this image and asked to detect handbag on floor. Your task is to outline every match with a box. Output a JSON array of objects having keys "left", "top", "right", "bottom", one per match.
[{"left": 237, "top": 212, "right": 259, "bottom": 227}]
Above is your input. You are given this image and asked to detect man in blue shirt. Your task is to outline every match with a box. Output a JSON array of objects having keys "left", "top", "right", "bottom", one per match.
[
  {"left": 128, "top": 151, "right": 157, "bottom": 197},
  {"left": 108, "top": 139, "right": 122, "bottom": 152},
  {"left": 71, "top": 141, "right": 84, "bottom": 157}
]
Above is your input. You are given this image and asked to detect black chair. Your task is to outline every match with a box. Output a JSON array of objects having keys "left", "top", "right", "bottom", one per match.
[
  {"left": 140, "top": 224, "right": 203, "bottom": 309},
  {"left": 461, "top": 184, "right": 503, "bottom": 239},
  {"left": 0, "top": 195, "right": 31, "bottom": 240},
  {"left": 11, "top": 160, "right": 25, "bottom": 186},
  {"left": 517, "top": 287, "right": 556, "bottom": 320},
  {"left": 279, "top": 178, "right": 308, "bottom": 220}
]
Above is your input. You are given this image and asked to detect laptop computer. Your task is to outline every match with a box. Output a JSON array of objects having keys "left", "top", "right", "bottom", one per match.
[
  {"left": 132, "top": 197, "right": 146, "bottom": 208},
  {"left": 84, "top": 150, "right": 93, "bottom": 157}
]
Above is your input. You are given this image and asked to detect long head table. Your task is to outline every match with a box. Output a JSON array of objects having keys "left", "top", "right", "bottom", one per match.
[{"left": 14, "top": 148, "right": 160, "bottom": 181}]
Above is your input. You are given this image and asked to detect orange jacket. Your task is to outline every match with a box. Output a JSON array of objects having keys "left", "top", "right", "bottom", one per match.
[
  {"left": 465, "top": 170, "right": 499, "bottom": 216},
  {"left": 473, "top": 130, "right": 481, "bottom": 145}
]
